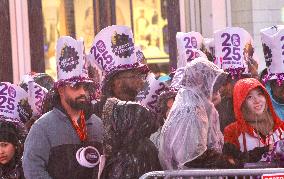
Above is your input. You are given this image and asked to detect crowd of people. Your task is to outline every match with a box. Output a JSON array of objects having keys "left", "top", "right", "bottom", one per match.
[{"left": 1, "top": 24, "right": 284, "bottom": 179}]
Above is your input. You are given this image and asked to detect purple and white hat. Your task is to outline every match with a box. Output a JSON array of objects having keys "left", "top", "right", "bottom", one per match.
[
  {"left": 55, "top": 36, "right": 93, "bottom": 88},
  {"left": 214, "top": 27, "right": 258, "bottom": 76},
  {"left": 170, "top": 67, "right": 185, "bottom": 90},
  {"left": 177, "top": 49, "right": 207, "bottom": 68},
  {"left": 136, "top": 73, "right": 167, "bottom": 113},
  {"left": 0, "top": 82, "right": 32, "bottom": 124},
  {"left": 176, "top": 32, "right": 204, "bottom": 67},
  {"left": 27, "top": 81, "right": 47, "bottom": 117},
  {"left": 260, "top": 25, "right": 284, "bottom": 84},
  {"left": 19, "top": 74, "right": 48, "bottom": 117},
  {"left": 89, "top": 25, "right": 148, "bottom": 79}
]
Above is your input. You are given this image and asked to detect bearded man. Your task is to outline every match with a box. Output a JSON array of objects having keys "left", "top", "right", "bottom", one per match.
[{"left": 23, "top": 37, "right": 104, "bottom": 179}]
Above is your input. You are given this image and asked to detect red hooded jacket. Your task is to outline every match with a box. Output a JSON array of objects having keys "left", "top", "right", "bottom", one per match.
[{"left": 224, "top": 78, "right": 284, "bottom": 152}]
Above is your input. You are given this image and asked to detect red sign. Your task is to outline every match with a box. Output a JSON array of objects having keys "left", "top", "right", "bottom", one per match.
[{"left": 262, "top": 173, "right": 284, "bottom": 179}]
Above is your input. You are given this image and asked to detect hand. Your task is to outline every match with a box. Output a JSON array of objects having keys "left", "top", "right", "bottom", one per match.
[{"left": 247, "top": 57, "right": 258, "bottom": 78}]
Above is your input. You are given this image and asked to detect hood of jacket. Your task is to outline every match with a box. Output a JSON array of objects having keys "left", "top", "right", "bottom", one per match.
[{"left": 233, "top": 78, "right": 282, "bottom": 135}]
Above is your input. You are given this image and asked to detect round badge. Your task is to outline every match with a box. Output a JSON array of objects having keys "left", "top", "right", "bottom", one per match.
[
  {"left": 84, "top": 147, "right": 100, "bottom": 164},
  {"left": 76, "top": 146, "right": 100, "bottom": 168},
  {"left": 76, "top": 147, "right": 84, "bottom": 164}
]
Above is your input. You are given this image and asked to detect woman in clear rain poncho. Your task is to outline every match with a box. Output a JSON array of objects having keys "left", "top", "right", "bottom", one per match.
[{"left": 159, "top": 57, "right": 236, "bottom": 169}]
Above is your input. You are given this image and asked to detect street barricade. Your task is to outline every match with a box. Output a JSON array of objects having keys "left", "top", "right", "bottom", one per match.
[{"left": 139, "top": 168, "right": 284, "bottom": 179}]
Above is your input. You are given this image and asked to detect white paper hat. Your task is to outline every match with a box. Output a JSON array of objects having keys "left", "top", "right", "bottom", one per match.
[
  {"left": 56, "top": 36, "right": 92, "bottom": 87},
  {"left": 170, "top": 67, "right": 185, "bottom": 90},
  {"left": 214, "top": 27, "right": 258, "bottom": 76},
  {"left": 177, "top": 49, "right": 207, "bottom": 68},
  {"left": 260, "top": 25, "right": 284, "bottom": 83},
  {"left": 27, "top": 81, "right": 47, "bottom": 117},
  {"left": 19, "top": 75, "right": 48, "bottom": 117},
  {"left": 89, "top": 25, "right": 148, "bottom": 75},
  {"left": 0, "top": 82, "right": 32, "bottom": 123},
  {"left": 20, "top": 72, "right": 54, "bottom": 91},
  {"left": 136, "top": 73, "right": 167, "bottom": 113},
  {"left": 176, "top": 32, "right": 203, "bottom": 67},
  {"left": 90, "top": 25, "right": 149, "bottom": 93}
]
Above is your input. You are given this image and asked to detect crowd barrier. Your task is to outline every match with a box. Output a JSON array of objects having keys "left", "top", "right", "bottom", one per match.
[{"left": 139, "top": 168, "right": 284, "bottom": 179}]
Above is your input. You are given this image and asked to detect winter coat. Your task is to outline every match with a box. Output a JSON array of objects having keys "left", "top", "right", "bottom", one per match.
[
  {"left": 101, "top": 98, "right": 161, "bottom": 179},
  {"left": 23, "top": 107, "right": 104, "bottom": 179},
  {"left": 0, "top": 161, "right": 25, "bottom": 179},
  {"left": 224, "top": 78, "right": 284, "bottom": 165}
]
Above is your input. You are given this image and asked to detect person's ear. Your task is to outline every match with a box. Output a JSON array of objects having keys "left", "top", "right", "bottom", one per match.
[{"left": 57, "top": 86, "right": 65, "bottom": 97}]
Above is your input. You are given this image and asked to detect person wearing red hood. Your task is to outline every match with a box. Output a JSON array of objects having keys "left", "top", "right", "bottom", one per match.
[{"left": 223, "top": 78, "right": 284, "bottom": 167}]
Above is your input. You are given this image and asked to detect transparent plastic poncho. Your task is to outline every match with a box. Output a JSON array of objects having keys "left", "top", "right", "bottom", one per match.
[{"left": 159, "top": 58, "right": 225, "bottom": 169}]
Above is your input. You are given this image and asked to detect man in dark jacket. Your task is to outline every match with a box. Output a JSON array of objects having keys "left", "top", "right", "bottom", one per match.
[
  {"left": 23, "top": 36, "right": 104, "bottom": 179},
  {"left": 90, "top": 25, "right": 161, "bottom": 178}
]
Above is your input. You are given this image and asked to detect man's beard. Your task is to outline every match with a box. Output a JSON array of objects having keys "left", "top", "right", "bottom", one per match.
[{"left": 65, "top": 95, "right": 89, "bottom": 110}]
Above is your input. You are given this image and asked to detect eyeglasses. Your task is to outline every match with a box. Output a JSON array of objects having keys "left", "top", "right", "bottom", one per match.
[{"left": 70, "top": 83, "right": 92, "bottom": 91}]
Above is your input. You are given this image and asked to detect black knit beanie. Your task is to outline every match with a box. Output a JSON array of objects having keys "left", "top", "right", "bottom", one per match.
[{"left": 0, "top": 121, "right": 19, "bottom": 146}]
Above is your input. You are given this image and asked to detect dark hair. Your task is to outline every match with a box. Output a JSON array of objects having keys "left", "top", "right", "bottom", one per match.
[
  {"left": 34, "top": 73, "right": 55, "bottom": 91},
  {"left": 101, "top": 69, "right": 139, "bottom": 98},
  {"left": 0, "top": 118, "right": 26, "bottom": 164},
  {"left": 200, "top": 44, "right": 214, "bottom": 62},
  {"left": 213, "top": 72, "right": 229, "bottom": 94},
  {"left": 42, "top": 87, "right": 61, "bottom": 114},
  {"left": 157, "top": 91, "right": 177, "bottom": 122}
]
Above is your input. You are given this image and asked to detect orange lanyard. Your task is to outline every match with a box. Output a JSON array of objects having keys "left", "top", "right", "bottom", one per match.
[{"left": 70, "top": 110, "right": 87, "bottom": 142}]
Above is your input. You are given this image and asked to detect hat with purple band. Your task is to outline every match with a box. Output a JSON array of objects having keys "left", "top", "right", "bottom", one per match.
[
  {"left": 170, "top": 67, "right": 185, "bottom": 90},
  {"left": 177, "top": 48, "right": 207, "bottom": 68},
  {"left": 89, "top": 25, "right": 149, "bottom": 84},
  {"left": 136, "top": 73, "right": 167, "bottom": 114},
  {"left": 0, "top": 82, "right": 32, "bottom": 124},
  {"left": 55, "top": 36, "right": 93, "bottom": 88},
  {"left": 214, "top": 27, "right": 258, "bottom": 77},
  {"left": 20, "top": 72, "right": 54, "bottom": 91},
  {"left": 260, "top": 25, "right": 284, "bottom": 85},
  {"left": 20, "top": 74, "right": 48, "bottom": 118},
  {"left": 176, "top": 32, "right": 204, "bottom": 68}
]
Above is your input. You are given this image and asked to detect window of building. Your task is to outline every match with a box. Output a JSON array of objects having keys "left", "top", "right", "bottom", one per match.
[
  {"left": 116, "top": 0, "right": 169, "bottom": 64},
  {"left": 42, "top": 0, "right": 94, "bottom": 79}
]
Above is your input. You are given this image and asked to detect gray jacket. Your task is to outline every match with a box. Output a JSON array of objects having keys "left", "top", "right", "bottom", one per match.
[{"left": 23, "top": 107, "right": 104, "bottom": 179}]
